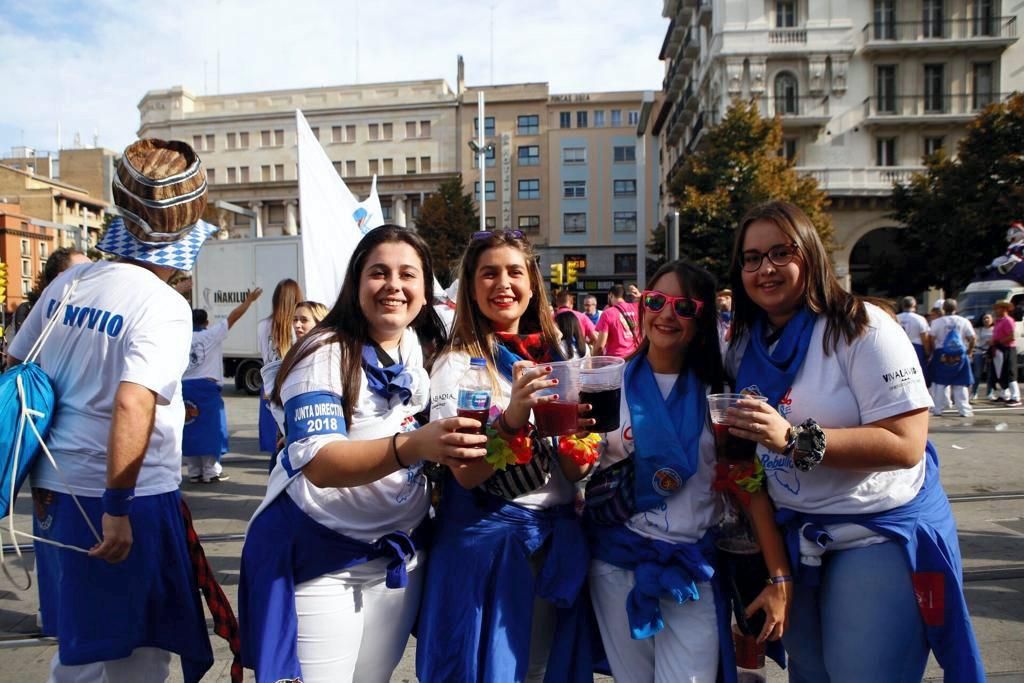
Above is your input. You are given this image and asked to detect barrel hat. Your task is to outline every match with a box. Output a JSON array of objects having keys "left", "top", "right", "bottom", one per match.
[{"left": 98, "top": 138, "right": 215, "bottom": 271}]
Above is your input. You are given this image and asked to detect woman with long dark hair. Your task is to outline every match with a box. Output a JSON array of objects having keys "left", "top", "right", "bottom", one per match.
[
  {"left": 586, "top": 260, "right": 789, "bottom": 682},
  {"left": 416, "top": 230, "right": 593, "bottom": 682},
  {"left": 555, "top": 309, "right": 589, "bottom": 359},
  {"left": 238, "top": 226, "right": 487, "bottom": 683},
  {"left": 724, "top": 201, "right": 981, "bottom": 681}
]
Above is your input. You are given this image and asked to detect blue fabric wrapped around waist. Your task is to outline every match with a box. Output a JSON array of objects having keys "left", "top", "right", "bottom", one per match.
[
  {"left": 775, "top": 441, "right": 983, "bottom": 682},
  {"left": 239, "top": 493, "right": 424, "bottom": 683},
  {"left": 181, "top": 378, "right": 228, "bottom": 458}
]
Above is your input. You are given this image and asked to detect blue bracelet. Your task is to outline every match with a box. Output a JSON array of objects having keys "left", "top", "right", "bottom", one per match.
[{"left": 102, "top": 487, "right": 136, "bottom": 517}]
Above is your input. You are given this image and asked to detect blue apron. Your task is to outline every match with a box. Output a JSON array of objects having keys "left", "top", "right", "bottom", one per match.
[
  {"left": 257, "top": 395, "right": 278, "bottom": 454},
  {"left": 181, "top": 378, "right": 228, "bottom": 458},
  {"left": 238, "top": 492, "right": 423, "bottom": 683},
  {"left": 415, "top": 479, "right": 592, "bottom": 683},
  {"left": 775, "top": 443, "right": 983, "bottom": 682}
]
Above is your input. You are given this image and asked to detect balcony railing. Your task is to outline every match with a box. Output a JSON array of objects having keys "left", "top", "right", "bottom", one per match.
[
  {"left": 769, "top": 28, "right": 807, "bottom": 44},
  {"left": 863, "top": 16, "right": 1017, "bottom": 44},
  {"left": 799, "top": 166, "right": 924, "bottom": 194},
  {"left": 763, "top": 95, "right": 830, "bottom": 119},
  {"left": 864, "top": 93, "right": 1010, "bottom": 119}
]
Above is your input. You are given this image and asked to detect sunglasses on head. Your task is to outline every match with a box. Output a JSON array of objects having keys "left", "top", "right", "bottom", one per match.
[
  {"left": 642, "top": 290, "right": 705, "bottom": 319},
  {"left": 472, "top": 229, "right": 525, "bottom": 241}
]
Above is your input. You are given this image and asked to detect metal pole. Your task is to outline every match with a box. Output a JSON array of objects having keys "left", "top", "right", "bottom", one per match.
[
  {"left": 478, "top": 92, "right": 486, "bottom": 232},
  {"left": 669, "top": 211, "right": 680, "bottom": 262},
  {"left": 635, "top": 129, "right": 647, "bottom": 287}
]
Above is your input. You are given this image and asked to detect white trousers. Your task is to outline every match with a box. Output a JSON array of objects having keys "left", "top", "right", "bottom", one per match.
[
  {"left": 930, "top": 383, "right": 971, "bottom": 416},
  {"left": 48, "top": 646, "right": 171, "bottom": 683},
  {"left": 589, "top": 559, "right": 719, "bottom": 683},
  {"left": 185, "top": 456, "right": 222, "bottom": 479},
  {"left": 293, "top": 552, "right": 423, "bottom": 683}
]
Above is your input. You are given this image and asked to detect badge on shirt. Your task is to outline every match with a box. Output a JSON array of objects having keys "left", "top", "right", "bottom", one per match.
[{"left": 283, "top": 391, "right": 347, "bottom": 447}]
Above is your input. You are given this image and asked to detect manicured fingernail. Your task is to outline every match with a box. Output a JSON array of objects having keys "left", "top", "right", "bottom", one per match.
[
  {"left": 545, "top": 366, "right": 552, "bottom": 371},
  {"left": 552, "top": 379, "right": 559, "bottom": 384}
]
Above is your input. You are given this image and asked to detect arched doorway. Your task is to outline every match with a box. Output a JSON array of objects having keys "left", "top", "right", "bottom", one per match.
[{"left": 848, "top": 226, "right": 906, "bottom": 297}]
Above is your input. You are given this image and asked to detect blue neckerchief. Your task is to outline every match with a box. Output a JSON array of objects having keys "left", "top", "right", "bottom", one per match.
[
  {"left": 624, "top": 356, "right": 705, "bottom": 512},
  {"left": 720, "top": 311, "right": 732, "bottom": 324},
  {"left": 361, "top": 344, "right": 413, "bottom": 405},
  {"left": 494, "top": 343, "right": 522, "bottom": 383},
  {"left": 735, "top": 307, "right": 816, "bottom": 407}
]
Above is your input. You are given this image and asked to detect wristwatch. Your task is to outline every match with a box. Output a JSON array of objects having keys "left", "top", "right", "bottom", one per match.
[{"left": 785, "top": 418, "right": 826, "bottom": 472}]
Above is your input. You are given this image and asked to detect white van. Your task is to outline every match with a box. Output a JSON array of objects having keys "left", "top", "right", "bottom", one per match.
[{"left": 958, "top": 279, "right": 1024, "bottom": 377}]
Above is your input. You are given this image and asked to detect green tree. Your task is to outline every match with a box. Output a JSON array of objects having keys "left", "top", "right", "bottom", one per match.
[
  {"left": 890, "top": 92, "right": 1024, "bottom": 295},
  {"left": 658, "top": 100, "right": 833, "bottom": 283},
  {"left": 416, "top": 175, "right": 479, "bottom": 286}
]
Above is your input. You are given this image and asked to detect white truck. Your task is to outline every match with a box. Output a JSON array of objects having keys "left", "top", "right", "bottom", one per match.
[
  {"left": 958, "top": 278, "right": 1024, "bottom": 378},
  {"left": 190, "top": 235, "right": 305, "bottom": 394}
]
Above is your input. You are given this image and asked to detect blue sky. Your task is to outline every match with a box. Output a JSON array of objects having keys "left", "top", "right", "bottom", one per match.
[{"left": 0, "top": 0, "right": 667, "bottom": 157}]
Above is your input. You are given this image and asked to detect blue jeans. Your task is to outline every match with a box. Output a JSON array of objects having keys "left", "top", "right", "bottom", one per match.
[{"left": 784, "top": 541, "right": 929, "bottom": 683}]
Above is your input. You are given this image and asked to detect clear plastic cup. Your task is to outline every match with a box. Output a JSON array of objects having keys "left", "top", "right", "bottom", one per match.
[
  {"left": 578, "top": 356, "right": 625, "bottom": 432},
  {"left": 707, "top": 393, "right": 768, "bottom": 463},
  {"left": 533, "top": 360, "right": 579, "bottom": 437}
]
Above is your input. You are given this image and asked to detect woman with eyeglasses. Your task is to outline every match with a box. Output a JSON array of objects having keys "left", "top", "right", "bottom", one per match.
[
  {"left": 238, "top": 226, "right": 488, "bottom": 683},
  {"left": 723, "top": 202, "right": 981, "bottom": 682},
  {"left": 416, "top": 230, "right": 595, "bottom": 683},
  {"left": 585, "top": 260, "right": 790, "bottom": 683}
]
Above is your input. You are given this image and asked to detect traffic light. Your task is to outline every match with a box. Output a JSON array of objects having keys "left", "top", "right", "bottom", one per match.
[
  {"left": 550, "top": 263, "right": 563, "bottom": 285},
  {"left": 566, "top": 261, "right": 578, "bottom": 286},
  {"left": 0, "top": 262, "right": 7, "bottom": 302}
]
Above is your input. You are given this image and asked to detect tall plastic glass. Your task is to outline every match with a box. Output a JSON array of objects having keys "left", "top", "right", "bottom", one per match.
[
  {"left": 707, "top": 393, "right": 768, "bottom": 463},
  {"left": 578, "top": 356, "right": 625, "bottom": 432},
  {"left": 533, "top": 360, "right": 579, "bottom": 437}
]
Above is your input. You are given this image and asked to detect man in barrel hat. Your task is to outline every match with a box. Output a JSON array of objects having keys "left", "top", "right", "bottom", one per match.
[{"left": 7, "top": 139, "right": 221, "bottom": 681}]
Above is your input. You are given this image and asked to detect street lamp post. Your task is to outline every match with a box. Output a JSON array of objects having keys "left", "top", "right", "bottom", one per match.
[{"left": 468, "top": 91, "right": 494, "bottom": 232}]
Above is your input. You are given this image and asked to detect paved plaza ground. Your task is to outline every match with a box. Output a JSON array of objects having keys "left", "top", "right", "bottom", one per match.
[{"left": 1, "top": 389, "right": 1023, "bottom": 681}]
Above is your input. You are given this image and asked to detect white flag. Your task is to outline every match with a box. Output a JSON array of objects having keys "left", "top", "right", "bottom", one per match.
[{"left": 353, "top": 175, "right": 385, "bottom": 234}]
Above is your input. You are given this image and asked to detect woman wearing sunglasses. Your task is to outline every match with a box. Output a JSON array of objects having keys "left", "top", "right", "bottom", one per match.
[
  {"left": 416, "top": 230, "right": 595, "bottom": 682},
  {"left": 724, "top": 201, "right": 981, "bottom": 682},
  {"left": 586, "top": 260, "right": 790, "bottom": 683}
]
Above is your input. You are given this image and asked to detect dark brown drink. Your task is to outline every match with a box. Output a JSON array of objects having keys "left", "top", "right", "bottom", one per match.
[{"left": 579, "top": 386, "right": 621, "bottom": 433}]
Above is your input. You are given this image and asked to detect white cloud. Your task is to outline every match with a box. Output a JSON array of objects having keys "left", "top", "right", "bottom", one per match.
[{"left": 0, "top": 0, "right": 667, "bottom": 155}]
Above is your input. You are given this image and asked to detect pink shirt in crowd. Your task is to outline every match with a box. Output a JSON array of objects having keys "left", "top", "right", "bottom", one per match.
[
  {"left": 993, "top": 316, "right": 1016, "bottom": 348},
  {"left": 596, "top": 301, "right": 639, "bottom": 358},
  {"left": 554, "top": 306, "right": 596, "bottom": 339}
]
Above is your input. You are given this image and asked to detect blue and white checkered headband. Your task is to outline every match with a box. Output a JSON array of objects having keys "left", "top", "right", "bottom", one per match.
[{"left": 97, "top": 216, "right": 217, "bottom": 271}]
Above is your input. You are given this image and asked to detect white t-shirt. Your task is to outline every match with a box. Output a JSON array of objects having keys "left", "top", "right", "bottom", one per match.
[
  {"left": 251, "top": 328, "right": 430, "bottom": 543},
  {"left": 257, "top": 317, "right": 281, "bottom": 365},
  {"left": 596, "top": 372, "right": 721, "bottom": 544},
  {"left": 727, "top": 303, "right": 933, "bottom": 516},
  {"left": 929, "top": 314, "right": 976, "bottom": 350},
  {"left": 896, "top": 311, "right": 929, "bottom": 346},
  {"left": 9, "top": 261, "right": 192, "bottom": 497},
  {"left": 429, "top": 351, "right": 575, "bottom": 509},
  {"left": 184, "top": 319, "right": 229, "bottom": 383}
]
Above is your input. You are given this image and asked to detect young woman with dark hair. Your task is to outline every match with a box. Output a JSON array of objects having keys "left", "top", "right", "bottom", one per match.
[
  {"left": 239, "top": 226, "right": 486, "bottom": 683},
  {"left": 555, "top": 309, "right": 588, "bottom": 359},
  {"left": 586, "top": 259, "right": 790, "bottom": 682},
  {"left": 724, "top": 201, "right": 981, "bottom": 681},
  {"left": 416, "top": 230, "right": 594, "bottom": 682}
]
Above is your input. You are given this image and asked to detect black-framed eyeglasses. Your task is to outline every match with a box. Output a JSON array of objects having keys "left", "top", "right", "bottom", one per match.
[
  {"left": 740, "top": 243, "right": 799, "bottom": 272},
  {"left": 642, "top": 290, "right": 705, "bottom": 319},
  {"left": 472, "top": 229, "right": 525, "bottom": 241}
]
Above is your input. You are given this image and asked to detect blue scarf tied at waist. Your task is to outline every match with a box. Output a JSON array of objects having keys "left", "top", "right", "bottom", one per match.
[
  {"left": 774, "top": 442, "right": 983, "bottom": 682},
  {"left": 239, "top": 494, "right": 424, "bottom": 683}
]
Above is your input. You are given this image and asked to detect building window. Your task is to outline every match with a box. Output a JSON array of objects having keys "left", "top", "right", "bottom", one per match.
[
  {"left": 406, "top": 157, "right": 416, "bottom": 174},
  {"left": 876, "top": 65, "right": 897, "bottom": 113},
  {"left": 382, "top": 123, "right": 393, "bottom": 140},
  {"left": 613, "top": 145, "right": 636, "bottom": 163},
  {"left": 21, "top": 278, "right": 31, "bottom": 294},
  {"left": 383, "top": 158, "right": 394, "bottom": 175},
  {"left": 628, "top": 110, "right": 640, "bottom": 126},
  {"left": 517, "top": 115, "right": 540, "bottom": 135},
  {"left": 924, "top": 136, "right": 945, "bottom": 156},
  {"left": 563, "top": 213, "right": 587, "bottom": 233},
  {"left": 559, "top": 112, "right": 571, "bottom": 129},
  {"left": 274, "top": 130, "right": 284, "bottom": 146},
  {"left": 240, "top": 132, "right": 249, "bottom": 148},
  {"left": 973, "top": 62, "right": 995, "bottom": 109},
  {"left": 780, "top": 138, "right": 798, "bottom": 162},
  {"left": 577, "top": 111, "right": 588, "bottom": 128},
  {"left": 346, "top": 160, "right": 356, "bottom": 176},
  {"left": 775, "top": 72, "right": 799, "bottom": 115},
  {"left": 518, "top": 179, "right": 540, "bottom": 200},
  {"left": 474, "top": 181, "right": 497, "bottom": 201},
  {"left": 20, "top": 239, "right": 29, "bottom": 256},
  {"left": 368, "top": 124, "right": 379, "bottom": 141},
  {"left": 274, "top": 164, "right": 284, "bottom": 180},
  {"left": 614, "top": 253, "right": 637, "bottom": 274},
  {"left": 518, "top": 215, "right": 541, "bottom": 234},
  {"left": 924, "top": 64, "right": 946, "bottom": 112},
  {"left": 39, "top": 241, "right": 48, "bottom": 258},
  {"left": 613, "top": 211, "right": 637, "bottom": 233},
  {"left": 227, "top": 132, "right": 237, "bottom": 149},
  {"left": 973, "top": 0, "right": 996, "bottom": 36},
  {"left": 382, "top": 204, "right": 393, "bottom": 220},
  {"left": 876, "top": 137, "right": 897, "bottom": 166},
  {"left": 21, "top": 259, "right": 31, "bottom": 276},
  {"left": 332, "top": 126, "right": 343, "bottom": 143},
  {"left": 421, "top": 120, "right": 431, "bottom": 137},
  {"left": 421, "top": 156, "right": 431, "bottom": 173},
  {"left": 485, "top": 217, "right": 497, "bottom": 228},
  {"left": 333, "top": 161, "right": 343, "bottom": 176},
  {"left": 261, "top": 165, "right": 271, "bottom": 181},
  {"left": 594, "top": 110, "right": 606, "bottom": 128},
  {"left": 923, "top": 0, "right": 944, "bottom": 38},
  {"left": 472, "top": 146, "right": 497, "bottom": 168},
  {"left": 369, "top": 159, "right": 379, "bottom": 175},
  {"left": 310, "top": 127, "right": 319, "bottom": 141},
  {"left": 613, "top": 179, "right": 637, "bottom": 197},
  {"left": 240, "top": 167, "right": 250, "bottom": 183},
  {"left": 518, "top": 145, "right": 540, "bottom": 166},
  {"left": 207, "top": 168, "right": 216, "bottom": 184},
  {"left": 563, "top": 147, "right": 587, "bottom": 164},
  {"left": 776, "top": 0, "right": 797, "bottom": 27},
  {"left": 473, "top": 116, "right": 496, "bottom": 137},
  {"left": 874, "top": 0, "right": 895, "bottom": 39},
  {"left": 611, "top": 109, "right": 622, "bottom": 126},
  {"left": 406, "top": 121, "right": 417, "bottom": 139},
  {"left": 333, "top": 125, "right": 356, "bottom": 143},
  {"left": 260, "top": 130, "right": 272, "bottom": 147},
  {"left": 563, "top": 181, "right": 587, "bottom": 198}
]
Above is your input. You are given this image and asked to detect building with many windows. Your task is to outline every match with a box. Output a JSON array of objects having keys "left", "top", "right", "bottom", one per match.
[{"left": 653, "top": 0, "right": 1021, "bottom": 293}]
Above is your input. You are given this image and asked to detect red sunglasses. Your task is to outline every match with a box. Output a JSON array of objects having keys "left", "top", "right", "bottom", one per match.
[{"left": 642, "top": 290, "right": 705, "bottom": 319}]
